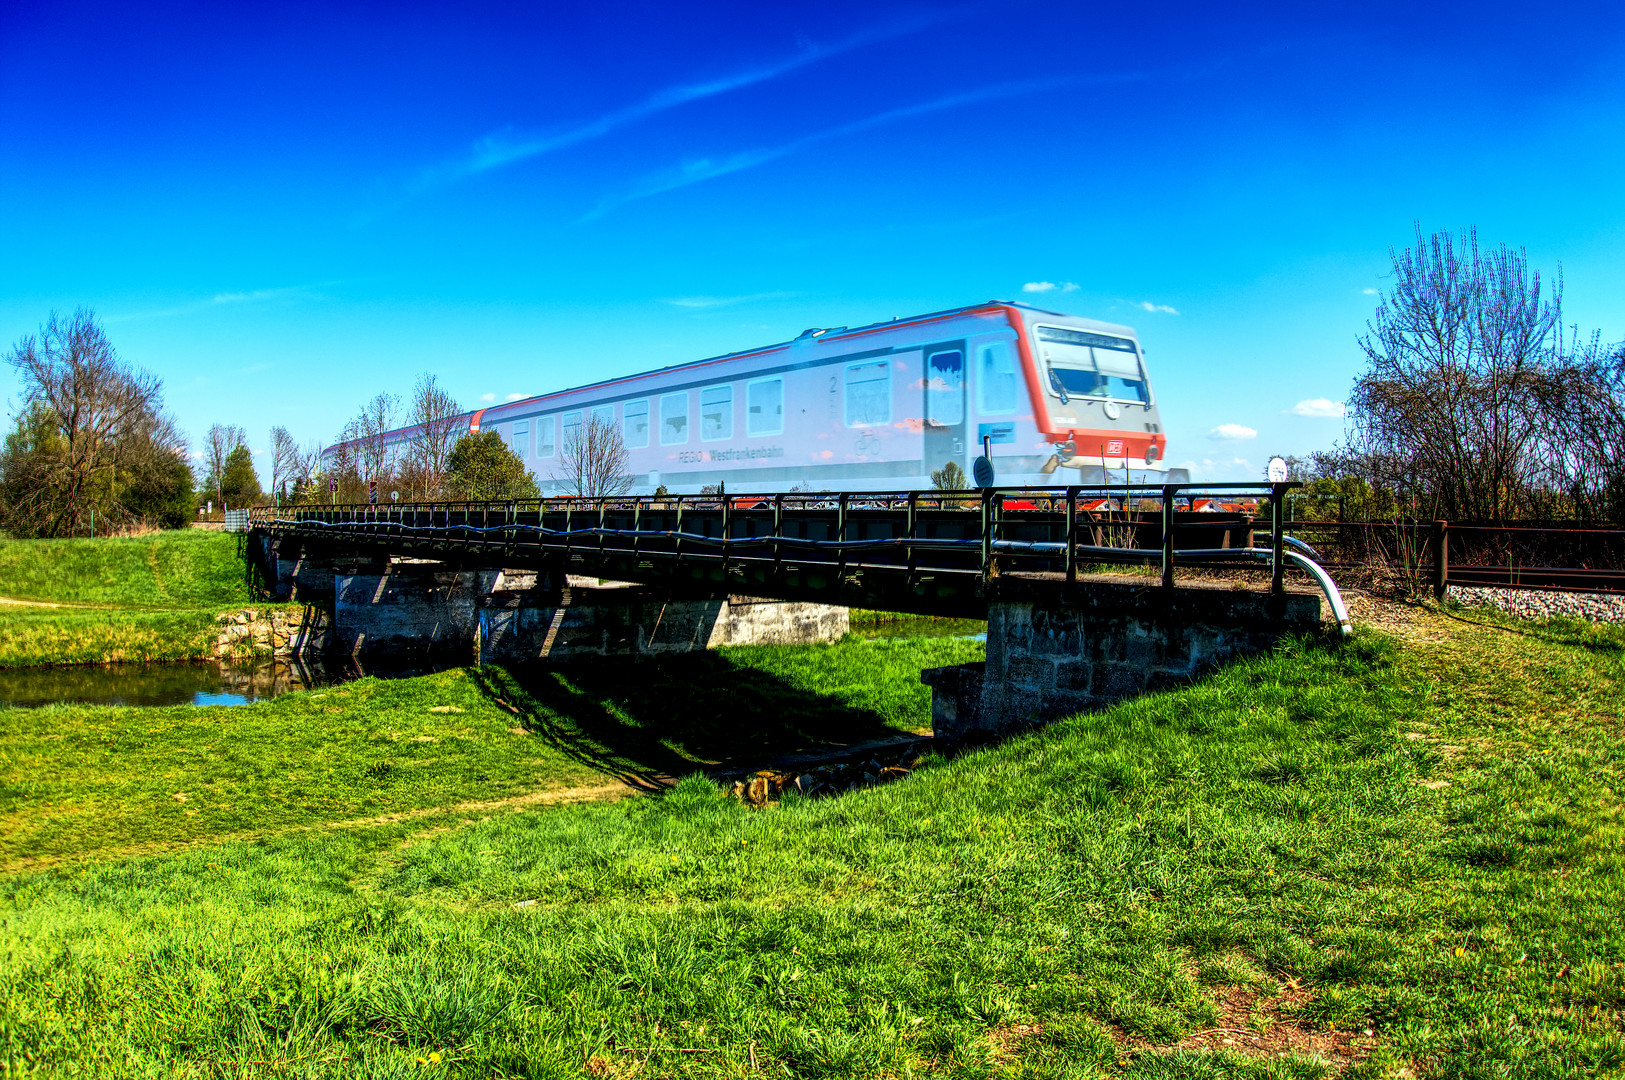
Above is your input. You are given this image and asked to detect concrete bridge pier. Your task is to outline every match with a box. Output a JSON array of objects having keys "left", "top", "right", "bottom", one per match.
[{"left": 923, "top": 577, "right": 1324, "bottom": 745}]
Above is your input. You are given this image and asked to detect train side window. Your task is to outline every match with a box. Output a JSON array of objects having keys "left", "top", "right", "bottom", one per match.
[
  {"left": 537, "top": 416, "right": 555, "bottom": 458},
  {"left": 624, "top": 399, "right": 650, "bottom": 448},
  {"left": 700, "top": 385, "right": 733, "bottom": 441},
  {"left": 845, "top": 360, "right": 890, "bottom": 427},
  {"left": 747, "top": 377, "right": 783, "bottom": 436},
  {"left": 512, "top": 420, "right": 530, "bottom": 458},
  {"left": 976, "top": 343, "right": 1020, "bottom": 414},
  {"left": 561, "top": 410, "right": 583, "bottom": 450},
  {"left": 660, "top": 392, "right": 689, "bottom": 445},
  {"left": 927, "top": 350, "right": 964, "bottom": 426},
  {"left": 592, "top": 404, "right": 615, "bottom": 427}
]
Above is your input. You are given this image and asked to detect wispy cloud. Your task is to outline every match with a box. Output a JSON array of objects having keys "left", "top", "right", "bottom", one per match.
[
  {"left": 106, "top": 282, "right": 337, "bottom": 323},
  {"left": 504, "top": 392, "right": 528, "bottom": 402},
  {"left": 479, "top": 393, "right": 496, "bottom": 403},
  {"left": 1175, "top": 457, "right": 1257, "bottom": 481},
  {"left": 1208, "top": 423, "right": 1257, "bottom": 442},
  {"left": 662, "top": 291, "right": 796, "bottom": 310},
  {"left": 1286, "top": 398, "right": 1345, "bottom": 417},
  {"left": 1022, "top": 281, "right": 1079, "bottom": 294},
  {"left": 1362, "top": 287, "right": 1378, "bottom": 295},
  {"left": 585, "top": 75, "right": 1078, "bottom": 220},
  {"left": 1136, "top": 300, "right": 1179, "bottom": 315},
  {"left": 405, "top": 11, "right": 965, "bottom": 201}
]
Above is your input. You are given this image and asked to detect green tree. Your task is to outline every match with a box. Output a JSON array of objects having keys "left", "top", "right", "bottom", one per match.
[
  {"left": 218, "top": 445, "right": 262, "bottom": 508},
  {"left": 930, "top": 460, "right": 967, "bottom": 490},
  {"left": 445, "top": 432, "right": 539, "bottom": 501},
  {"left": 2, "top": 309, "right": 173, "bottom": 536}
]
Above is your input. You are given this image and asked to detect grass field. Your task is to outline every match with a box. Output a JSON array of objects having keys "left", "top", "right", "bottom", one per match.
[
  {"left": 0, "top": 530, "right": 264, "bottom": 667},
  {"left": 3, "top": 606, "right": 1622, "bottom": 1077},
  {"left": 0, "top": 529, "right": 254, "bottom": 609}
]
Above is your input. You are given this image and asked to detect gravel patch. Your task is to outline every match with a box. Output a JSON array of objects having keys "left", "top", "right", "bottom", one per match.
[{"left": 1446, "top": 585, "right": 1625, "bottom": 624}]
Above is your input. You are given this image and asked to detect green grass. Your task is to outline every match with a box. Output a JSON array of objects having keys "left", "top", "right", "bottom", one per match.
[
  {"left": 0, "top": 637, "right": 981, "bottom": 870},
  {"left": 2, "top": 613, "right": 1622, "bottom": 1076},
  {"left": 0, "top": 606, "right": 228, "bottom": 667},
  {"left": 0, "top": 530, "right": 264, "bottom": 668},
  {"left": 0, "top": 529, "right": 255, "bottom": 609}
]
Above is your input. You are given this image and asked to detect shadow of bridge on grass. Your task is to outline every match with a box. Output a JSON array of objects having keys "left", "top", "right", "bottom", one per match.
[{"left": 467, "top": 651, "right": 913, "bottom": 791}]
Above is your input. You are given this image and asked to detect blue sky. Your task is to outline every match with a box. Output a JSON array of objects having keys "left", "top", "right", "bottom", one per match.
[{"left": 3, "top": 0, "right": 1623, "bottom": 481}]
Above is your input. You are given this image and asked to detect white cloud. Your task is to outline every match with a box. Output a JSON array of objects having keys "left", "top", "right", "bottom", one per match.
[
  {"left": 1208, "top": 423, "right": 1258, "bottom": 442},
  {"left": 504, "top": 393, "right": 527, "bottom": 402},
  {"left": 1287, "top": 398, "right": 1345, "bottom": 418},
  {"left": 585, "top": 75, "right": 1077, "bottom": 220},
  {"left": 1362, "top": 287, "right": 1378, "bottom": 295},
  {"left": 1023, "top": 281, "right": 1056, "bottom": 293},
  {"left": 479, "top": 393, "right": 496, "bottom": 403},
  {"left": 1137, "top": 300, "right": 1179, "bottom": 315},
  {"left": 106, "top": 281, "right": 338, "bottom": 323},
  {"left": 402, "top": 12, "right": 961, "bottom": 200},
  {"left": 1182, "top": 456, "right": 1256, "bottom": 481},
  {"left": 663, "top": 291, "right": 794, "bottom": 309}
]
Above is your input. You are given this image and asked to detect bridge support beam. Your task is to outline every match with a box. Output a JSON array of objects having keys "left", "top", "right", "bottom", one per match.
[
  {"left": 478, "top": 587, "right": 849, "bottom": 662},
  {"left": 923, "top": 577, "right": 1323, "bottom": 745},
  {"left": 256, "top": 537, "right": 850, "bottom": 660}
]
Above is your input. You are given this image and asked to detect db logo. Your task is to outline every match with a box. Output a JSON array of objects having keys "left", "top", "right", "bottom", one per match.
[{"left": 1105, "top": 440, "right": 1126, "bottom": 455}]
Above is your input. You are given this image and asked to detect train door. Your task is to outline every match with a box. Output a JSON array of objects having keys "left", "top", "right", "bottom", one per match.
[{"left": 922, "top": 341, "right": 967, "bottom": 478}]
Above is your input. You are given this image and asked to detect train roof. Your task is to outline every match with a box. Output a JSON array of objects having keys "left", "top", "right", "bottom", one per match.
[
  {"left": 473, "top": 299, "right": 1133, "bottom": 417},
  {"left": 322, "top": 300, "right": 1134, "bottom": 456}
]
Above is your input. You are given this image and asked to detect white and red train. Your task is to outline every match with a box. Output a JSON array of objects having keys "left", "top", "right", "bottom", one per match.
[{"left": 322, "top": 301, "right": 1187, "bottom": 494}]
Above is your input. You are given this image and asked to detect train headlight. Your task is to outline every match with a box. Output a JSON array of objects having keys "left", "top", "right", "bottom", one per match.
[{"left": 1145, "top": 443, "right": 1161, "bottom": 463}]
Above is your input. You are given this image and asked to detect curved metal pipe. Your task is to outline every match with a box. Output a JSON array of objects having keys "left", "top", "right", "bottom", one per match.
[{"left": 1270, "top": 549, "right": 1352, "bottom": 636}]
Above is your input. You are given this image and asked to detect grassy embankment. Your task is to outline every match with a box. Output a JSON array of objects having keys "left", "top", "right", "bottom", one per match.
[
  {"left": 0, "top": 530, "right": 269, "bottom": 666},
  {"left": 2, "top": 603, "right": 1623, "bottom": 1076}
]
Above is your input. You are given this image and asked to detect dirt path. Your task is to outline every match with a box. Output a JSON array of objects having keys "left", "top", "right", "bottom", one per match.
[{"left": 3, "top": 781, "right": 641, "bottom": 873}]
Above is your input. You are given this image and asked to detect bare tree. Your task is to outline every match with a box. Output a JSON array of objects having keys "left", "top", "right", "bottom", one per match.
[
  {"left": 353, "top": 393, "right": 399, "bottom": 484},
  {"left": 402, "top": 374, "right": 462, "bottom": 499},
  {"left": 202, "top": 423, "right": 247, "bottom": 504},
  {"left": 1540, "top": 337, "right": 1625, "bottom": 522},
  {"left": 4, "top": 309, "right": 162, "bottom": 535},
  {"left": 1350, "top": 226, "right": 1567, "bottom": 523},
  {"left": 269, "top": 425, "right": 301, "bottom": 502},
  {"left": 553, "top": 413, "right": 630, "bottom": 498}
]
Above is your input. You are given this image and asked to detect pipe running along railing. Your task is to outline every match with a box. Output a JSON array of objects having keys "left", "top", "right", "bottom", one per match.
[{"left": 252, "top": 481, "right": 1353, "bottom": 636}]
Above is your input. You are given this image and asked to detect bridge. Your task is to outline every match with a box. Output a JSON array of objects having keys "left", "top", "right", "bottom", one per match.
[{"left": 247, "top": 482, "right": 1349, "bottom": 743}]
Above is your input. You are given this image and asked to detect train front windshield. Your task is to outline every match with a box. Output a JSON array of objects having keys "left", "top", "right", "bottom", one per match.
[{"left": 1037, "top": 326, "right": 1150, "bottom": 404}]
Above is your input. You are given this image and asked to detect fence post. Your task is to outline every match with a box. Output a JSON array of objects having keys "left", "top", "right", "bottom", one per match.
[
  {"left": 836, "top": 492, "right": 849, "bottom": 584},
  {"left": 1065, "top": 486, "right": 1078, "bottom": 584},
  {"left": 980, "top": 489, "right": 994, "bottom": 582},
  {"left": 906, "top": 491, "right": 918, "bottom": 582},
  {"left": 674, "top": 496, "right": 685, "bottom": 566},
  {"left": 773, "top": 493, "right": 785, "bottom": 578},
  {"left": 1161, "top": 485, "right": 1176, "bottom": 590},
  {"left": 721, "top": 494, "right": 732, "bottom": 583},
  {"left": 1270, "top": 483, "right": 1286, "bottom": 595},
  {"left": 1433, "top": 520, "right": 1449, "bottom": 599}
]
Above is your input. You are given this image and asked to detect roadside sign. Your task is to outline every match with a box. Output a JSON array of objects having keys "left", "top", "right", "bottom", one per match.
[
  {"left": 367, "top": 480, "right": 378, "bottom": 505},
  {"left": 1267, "top": 457, "right": 1289, "bottom": 483}
]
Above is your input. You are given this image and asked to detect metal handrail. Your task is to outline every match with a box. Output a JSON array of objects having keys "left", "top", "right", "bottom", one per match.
[{"left": 251, "top": 481, "right": 1308, "bottom": 595}]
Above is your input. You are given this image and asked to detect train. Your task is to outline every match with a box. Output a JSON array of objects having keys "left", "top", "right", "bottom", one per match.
[{"left": 321, "top": 300, "right": 1187, "bottom": 495}]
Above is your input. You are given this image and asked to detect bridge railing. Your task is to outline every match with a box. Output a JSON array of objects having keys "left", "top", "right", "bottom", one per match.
[{"left": 251, "top": 481, "right": 1304, "bottom": 593}]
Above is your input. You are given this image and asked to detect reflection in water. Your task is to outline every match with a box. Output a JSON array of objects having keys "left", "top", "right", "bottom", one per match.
[{"left": 0, "top": 656, "right": 464, "bottom": 708}]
